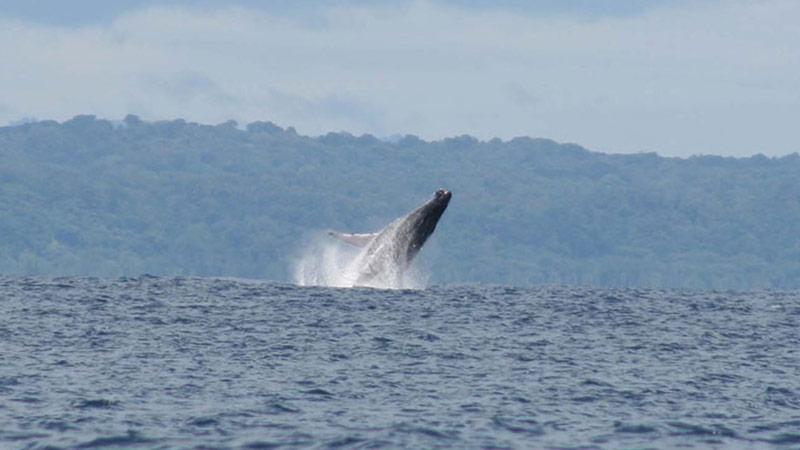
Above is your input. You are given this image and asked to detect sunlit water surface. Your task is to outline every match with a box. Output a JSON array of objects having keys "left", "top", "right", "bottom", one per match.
[{"left": 2, "top": 276, "right": 799, "bottom": 449}]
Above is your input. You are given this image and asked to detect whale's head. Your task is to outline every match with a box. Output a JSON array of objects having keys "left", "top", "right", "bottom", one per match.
[
  {"left": 434, "top": 188, "right": 452, "bottom": 204},
  {"left": 400, "top": 189, "right": 452, "bottom": 261},
  {"left": 425, "top": 189, "right": 451, "bottom": 219}
]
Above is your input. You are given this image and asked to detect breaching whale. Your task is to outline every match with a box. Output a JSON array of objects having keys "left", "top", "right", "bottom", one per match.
[{"left": 329, "top": 189, "right": 452, "bottom": 287}]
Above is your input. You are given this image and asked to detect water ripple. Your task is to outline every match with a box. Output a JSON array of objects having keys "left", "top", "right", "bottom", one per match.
[{"left": 1, "top": 276, "right": 799, "bottom": 448}]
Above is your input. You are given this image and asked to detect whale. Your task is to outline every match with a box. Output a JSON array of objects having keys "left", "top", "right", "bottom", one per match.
[{"left": 329, "top": 189, "right": 452, "bottom": 287}]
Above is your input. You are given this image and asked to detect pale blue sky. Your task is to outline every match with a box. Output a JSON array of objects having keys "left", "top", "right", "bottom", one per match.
[
  {"left": 0, "top": 1, "right": 698, "bottom": 24},
  {"left": 1, "top": 0, "right": 797, "bottom": 157}
]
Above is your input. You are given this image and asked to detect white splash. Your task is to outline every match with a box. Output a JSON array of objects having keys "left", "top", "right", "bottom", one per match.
[{"left": 292, "top": 233, "right": 427, "bottom": 290}]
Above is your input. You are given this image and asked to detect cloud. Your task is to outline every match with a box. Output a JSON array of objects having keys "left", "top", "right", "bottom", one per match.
[
  {"left": 142, "top": 70, "right": 231, "bottom": 104},
  {"left": 0, "top": 1, "right": 799, "bottom": 156}
]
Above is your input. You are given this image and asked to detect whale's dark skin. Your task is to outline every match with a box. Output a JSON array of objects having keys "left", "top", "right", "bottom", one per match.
[{"left": 329, "top": 189, "right": 452, "bottom": 286}]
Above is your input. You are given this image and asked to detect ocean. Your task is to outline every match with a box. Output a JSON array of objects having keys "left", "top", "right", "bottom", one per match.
[{"left": 1, "top": 276, "right": 799, "bottom": 449}]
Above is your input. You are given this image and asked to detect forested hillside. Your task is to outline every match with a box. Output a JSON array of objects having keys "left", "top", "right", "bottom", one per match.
[{"left": 2, "top": 115, "right": 799, "bottom": 289}]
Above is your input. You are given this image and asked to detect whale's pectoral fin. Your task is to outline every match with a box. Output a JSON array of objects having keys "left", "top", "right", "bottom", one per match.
[{"left": 328, "top": 231, "right": 379, "bottom": 247}]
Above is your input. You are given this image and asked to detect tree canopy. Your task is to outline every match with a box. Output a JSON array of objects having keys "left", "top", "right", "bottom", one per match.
[{"left": 2, "top": 115, "right": 799, "bottom": 289}]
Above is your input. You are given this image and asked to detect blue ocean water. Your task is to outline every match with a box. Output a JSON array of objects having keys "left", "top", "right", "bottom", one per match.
[{"left": 1, "top": 276, "right": 800, "bottom": 449}]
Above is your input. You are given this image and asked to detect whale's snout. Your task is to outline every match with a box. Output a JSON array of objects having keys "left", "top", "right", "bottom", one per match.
[{"left": 435, "top": 189, "right": 451, "bottom": 201}]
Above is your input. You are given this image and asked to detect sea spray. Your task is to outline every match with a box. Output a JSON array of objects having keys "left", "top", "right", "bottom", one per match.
[{"left": 292, "top": 233, "right": 427, "bottom": 289}]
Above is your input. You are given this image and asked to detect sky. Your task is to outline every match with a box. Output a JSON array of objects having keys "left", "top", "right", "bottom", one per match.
[{"left": 1, "top": 0, "right": 798, "bottom": 157}]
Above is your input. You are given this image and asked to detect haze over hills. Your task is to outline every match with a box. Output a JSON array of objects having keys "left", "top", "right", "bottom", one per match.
[{"left": 2, "top": 115, "right": 799, "bottom": 289}]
